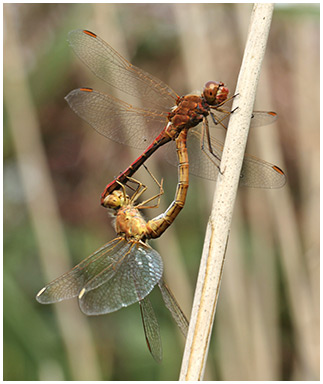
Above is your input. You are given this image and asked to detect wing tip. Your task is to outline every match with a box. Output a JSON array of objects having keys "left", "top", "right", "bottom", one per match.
[{"left": 36, "top": 286, "right": 48, "bottom": 303}]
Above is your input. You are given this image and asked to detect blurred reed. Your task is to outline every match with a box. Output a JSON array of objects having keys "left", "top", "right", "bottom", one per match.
[{"left": 4, "top": 5, "right": 101, "bottom": 380}]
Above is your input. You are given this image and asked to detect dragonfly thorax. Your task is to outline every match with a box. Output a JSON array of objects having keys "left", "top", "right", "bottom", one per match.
[
  {"left": 169, "top": 94, "right": 208, "bottom": 130},
  {"left": 116, "top": 206, "right": 148, "bottom": 240}
]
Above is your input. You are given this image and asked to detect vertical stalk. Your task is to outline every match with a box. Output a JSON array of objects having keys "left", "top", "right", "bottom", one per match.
[{"left": 179, "top": 4, "right": 275, "bottom": 380}]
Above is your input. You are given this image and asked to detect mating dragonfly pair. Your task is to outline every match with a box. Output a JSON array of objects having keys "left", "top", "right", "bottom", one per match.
[{"left": 36, "top": 30, "right": 286, "bottom": 362}]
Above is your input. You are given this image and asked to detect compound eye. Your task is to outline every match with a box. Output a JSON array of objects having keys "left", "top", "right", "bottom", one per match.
[
  {"left": 103, "top": 190, "right": 125, "bottom": 209},
  {"left": 203, "top": 81, "right": 220, "bottom": 104},
  {"left": 204, "top": 80, "right": 220, "bottom": 89}
]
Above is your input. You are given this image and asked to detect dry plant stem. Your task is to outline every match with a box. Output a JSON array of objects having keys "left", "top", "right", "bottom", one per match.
[{"left": 179, "top": 4, "right": 275, "bottom": 381}]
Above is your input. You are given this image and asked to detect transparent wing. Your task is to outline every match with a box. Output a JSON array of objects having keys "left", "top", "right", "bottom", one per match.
[
  {"left": 165, "top": 129, "right": 286, "bottom": 188},
  {"left": 209, "top": 109, "right": 278, "bottom": 130},
  {"left": 68, "top": 29, "right": 178, "bottom": 110},
  {"left": 158, "top": 278, "right": 189, "bottom": 337},
  {"left": 65, "top": 88, "right": 167, "bottom": 149},
  {"left": 79, "top": 241, "right": 163, "bottom": 315},
  {"left": 250, "top": 111, "right": 278, "bottom": 128},
  {"left": 139, "top": 297, "right": 162, "bottom": 363},
  {"left": 163, "top": 129, "right": 221, "bottom": 181},
  {"left": 36, "top": 238, "right": 125, "bottom": 304},
  {"left": 239, "top": 154, "right": 286, "bottom": 188}
]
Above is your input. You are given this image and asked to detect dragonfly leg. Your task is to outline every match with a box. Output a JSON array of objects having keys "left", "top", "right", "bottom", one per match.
[
  {"left": 115, "top": 179, "right": 129, "bottom": 202},
  {"left": 143, "top": 164, "right": 162, "bottom": 189},
  {"left": 124, "top": 177, "right": 147, "bottom": 204},
  {"left": 198, "top": 118, "right": 228, "bottom": 175},
  {"left": 132, "top": 165, "right": 164, "bottom": 209},
  {"left": 135, "top": 179, "right": 164, "bottom": 210},
  {"left": 118, "top": 170, "right": 164, "bottom": 210},
  {"left": 209, "top": 105, "right": 238, "bottom": 130},
  {"left": 201, "top": 117, "right": 221, "bottom": 164}
]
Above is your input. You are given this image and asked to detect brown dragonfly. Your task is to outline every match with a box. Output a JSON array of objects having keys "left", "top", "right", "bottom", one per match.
[
  {"left": 65, "top": 29, "right": 286, "bottom": 208},
  {"left": 36, "top": 130, "right": 190, "bottom": 362},
  {"left": 36, "top": 176, "right": 189, "bottom": 362}
]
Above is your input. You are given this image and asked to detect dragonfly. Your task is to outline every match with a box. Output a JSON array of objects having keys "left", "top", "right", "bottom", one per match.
[
  {"left": 36, "top": 177, "right": 189, "bottom": 362},
  {"left": 65, "top": 29, "right": 286, "bottom": 208},
  {"left": 36, "top": 130, "right": 190, "bottom": 362}
]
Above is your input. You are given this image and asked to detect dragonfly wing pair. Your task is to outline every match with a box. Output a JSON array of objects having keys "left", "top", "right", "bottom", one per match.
[
  {"left": 163, "top": 128, "right": 286, "bottom": 188},
  {"left": 139, "top": 278, "right": 190, "bottom": 363},
  {"left": 36, "top": 237, "right": 163, "bottom": 315},
  {"left": 67, "top": 29, "right": 178, "bottom": 110}
]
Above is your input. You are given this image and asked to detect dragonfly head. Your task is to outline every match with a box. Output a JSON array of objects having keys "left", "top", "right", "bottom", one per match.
[
  {"left": 103, "top": 190, "right": 128, "bottom": 211},
  {"left": 203, "top": 81, "right": 229, "bottom": 106}
]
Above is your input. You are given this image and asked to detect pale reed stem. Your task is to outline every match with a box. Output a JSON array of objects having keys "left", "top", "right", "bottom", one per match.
[{"left": 179, "top": 4, "right": 275, "bottom": 381}]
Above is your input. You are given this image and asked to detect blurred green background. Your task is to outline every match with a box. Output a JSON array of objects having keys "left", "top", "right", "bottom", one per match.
[{"left": 4, "top": 3, "right": 319, "bottom": 381}]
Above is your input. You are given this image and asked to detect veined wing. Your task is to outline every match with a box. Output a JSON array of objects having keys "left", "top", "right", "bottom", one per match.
[
  {"left": 210, "top": 108, "right": 278, "bottom": 130},
  {"left": 78, "top": 241, "right": 163, "bottom": 315},
  {"left": 68, "top": 29, "right": 178, "bottom": 110},
  {"left": 158, "top": 278, "right": 189, "bottom": 337},
  {"left": 239, "top": 153, "right": 286, "bottom": 188},
  {"left": 165, "top": 129, "right": 286, "bottom": 188},
  {"left": 139, "top": 296, "right": 162, "bottom": 363},
  {"left": 250, "top": 111, "right": 278, "bottom": 128},
  {"left": 65, "top": 88, "right": 167, "bottom": 149},
  {"left": 36, "top": 237, "right": 126, "bottom": 304}
]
